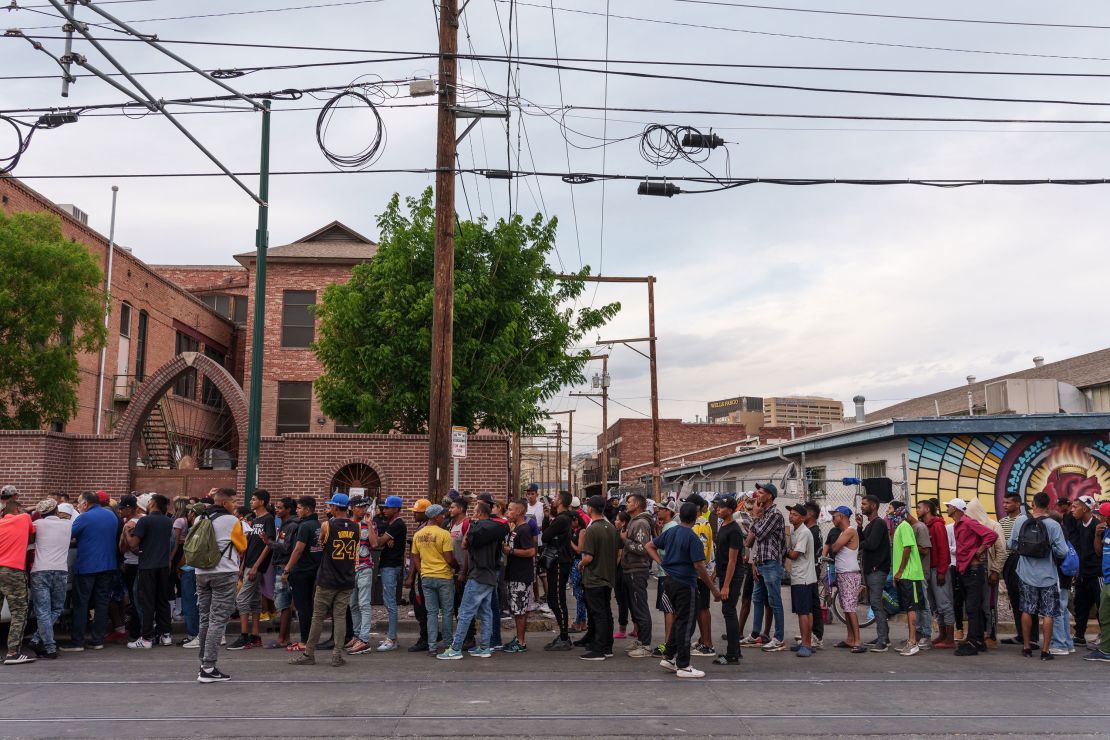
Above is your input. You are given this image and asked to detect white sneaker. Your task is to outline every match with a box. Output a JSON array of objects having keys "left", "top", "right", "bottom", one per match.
[
  {"left": 659, "top": 658, "right": 678, "bottom": 672},
  {"left": 676, "top": 665, "right": 706, "bottom": 678},
  {"left": 220, "top": 635, "right": 226, "bottom": 646},
  {"left": 127, "top": 638, "right": 152, "bottom": 650},
  {"left": 1049, "top": 647, "right": 1070, "bottom": 656},
  {"left": 900, "top": 643, "right": 920, "bottom": 657},
  {"left": 377, "top": 639, "right": 397, "bottom": 652},
  {"left": 182, "top": 637, "right": 200, "bottom": 649},
  {"left": 812, "top": 637, "right": 824, "bottom": 650},
  {"left": 762, "top": 638, "right": 787, "bottom": 652},
  {"left": 917, "top": 638, "right": 932, "bottom": 650},
  {"left": 159, "top": 634, "right": 173, "bottom": 647}
]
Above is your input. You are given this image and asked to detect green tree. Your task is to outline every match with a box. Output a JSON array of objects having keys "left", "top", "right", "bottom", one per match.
[
  {"left": 315, "top": 189, "right": 620, "bottom": 434},
  {"left": 0, "top": 210, "right": 107, "bottom": 429}
]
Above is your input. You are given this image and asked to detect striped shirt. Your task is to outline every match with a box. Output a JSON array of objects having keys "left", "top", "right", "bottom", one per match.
[{"left": 751, "top": 506, "right": 786, "bottom": 564}]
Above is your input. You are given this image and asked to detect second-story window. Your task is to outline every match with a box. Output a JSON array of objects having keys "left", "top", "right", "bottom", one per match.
[
  {"left": 281, "top": 290, "right": 316, "bottom": 347},
  {"left": 173, "top": 331, "right": 199, "bottom": 399}
]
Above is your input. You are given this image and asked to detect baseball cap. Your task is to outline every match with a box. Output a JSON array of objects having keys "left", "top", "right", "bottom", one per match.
[
  {"left": 1100, "top": 502, "right": 1110, "bottom": 518},
  {"left": 833, "top": 505, "right": 853, "bottom": 517},
  {"left": 944, "top": 498, "right": 967, "bottom": 512},
  {"left": 411, "top": 498, "right": 432, "bottom": 513},
  {"left": 383, "top": 495, "right": 403, "bottom": 508},
  {"left": 585, "top": 495, "right": 606, "bottom": 511},
  {"left": 119, "top": 494, "right": 138, "bottom": 509},
  {"left": 0, "top": 485, "right": 17, "bottom": 500},
  {"left": 350, "top": 497, "right": 369, "bottom": 508},
  {"left": 659, "top": 499, "right": 677, "bottom": 513},
  {"left": 527, "top": 483, "right": 539, "bottom": 492},
  {"left": 1076, "top": 495, "right": 1097, "bottom": 509},
  {"left": 57, "top": 503, "right": 78, "bottom": 518},
  {"left": 96, "top": 490, "right": 110, "bottom": 506},
  {"left": 685, "top": 493, "right": 708, "bottom": 508},
  {"left": 425, "top": 504, "right": 446, "bottom": 519},
  {"left": 36, "top": 498, "right": 58, "bottom": 515},
  {"left": 570, "top": 496, "right": 581, "bottom": 508},
  {"left": 136, "top": 493, "right": 152, "bottom": 512},
  {"left": 755, "top": 482, "right": 778, "bottom": 499},
  {"left": 476, "top": 492, "right": 495, "bottom": 505},
  {"left": 789, "top": 503, "right": 807, "bottom": 516},
  {"left": 188, "top": 502, "right": 207, "bottom": 516},
  {"left": 326, "top": 492, "right": 350, "bottom": 508},
  {"left": 713, "top": 494, "right": 737, "bottom": 510}
]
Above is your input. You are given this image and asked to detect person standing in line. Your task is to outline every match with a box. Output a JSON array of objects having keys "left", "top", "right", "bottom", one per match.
[
  {"left": 1082, "top": 502, "right": 1110, "bottom": 662},
  {"left": 946, "top": 498, "right": 998, "bottom": 657},
  {"left": 966, "top": 498, "right": 1006, "bottom": 648},
  {"left": 712, "top": 495, "right": 745, "bottom": 665},
  {"left": 0, "top": 486, "right": 36, "bottom": 665},
  {"left": 60, "top": 491, "right": 120, "bottom": 652},
  {"left": 620, "top": 493, "right": 655, "bottom": 659},
  {"left": 405, "top": 498, "right": 433, "bottom": 653},
  {"left": 446, "top": 496, "right": 475, "bottom": 649},
  {"left": 195, "top": 489, "right": 246, "bottom": 682},
  {"left": 1007, "top": 491, "right": 1069, "bottom": 661},
  {"left": 856, "top": 494, "right": 891, "bottom": 652},
  {"left": 228, "top": 489, "right": 274, "bottom": 651},
  {"left": 785, "top": 505, "right": 816, "bottom": 658},
  {"left": 890, "top": 502, "right": 927, "bottom": 657},
  {"left": 29, "top": 498, "right": 70, "bottom": 660},
  {"left": 828, "top": 506, "right": 865, "bottom": 653},
  {"left": 262, "top": 496, "right": 300, "bottom": 650},
  {"left": 124, "top": 493, "right": 174, "bottom": 649},
  {"left": 290, "top": 493, "right": 358, "bottom": 667},
  {"left": 746, "top": 483, "right": 787, "bottom": 652},
  {"left": 413, "top": 504, "right": 456, "bottom": 655},
  {"left": 900, "top": 501, "right": 933, "bottom": 651},
  {"left": 117, "top": 494, "right": 143, "bottom": 643},
  {"left": 541, "top": 491, "right": 575, "bottom": 651},
  {"left": 281, "top": 496, "right": 322, "bottom": 652},
  {"left": 652, "top": 499, "right": 679, "bottom": 657},
  {"left": 1070, "top": 495, "right": 1102, "bottom": 648},
  {"left": 578, "top": 495, "right": 619, "bottom": 661},
  {"left": 919, "top": 499, "right": 956, "bottom": 649},
  {"left": 175, "top": 503, "right": 203, "bottom": 648},
  {"left": 802, "top": 501, "right": 825, "bottom": 649},
  {"left": 645, "top": 501, "right": 722, "bottom": 678},
  {"left": 376, "top": 495, "right": 407, "bottom": 651},
  {"left": 346, "top": 497, "right": 380, "bottom": 655},
  {"left": 502, "top": 500, "right": 536, "bottom": 653},
  {"left": 686, "top": 494, "right": 717, "bottom": 658},
  {"left": 438, "top": 501, "right": 509, "bottom": 659},
  {"left": 998, "top": 492, "right": 1036, "bottom": 648},
  {"left": 525, "top": 484, "right": 546, "bottom": 608}
]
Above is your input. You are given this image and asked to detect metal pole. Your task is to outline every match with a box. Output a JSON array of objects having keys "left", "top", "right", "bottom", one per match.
[
  {"left": 511, "top": 431, "right": 521, "bottom": 498},
  {"left": 647, "top": 276, "right": 662, "bottom": 502},
  {"left": 428, "top": 0, "right": 459, "bottom": 501},
  {"left": 601, "top": 355, "right": 609, "bottom": 494},
  {"left": 452, "top": 457, "right": 460, "bottom": 492},
  {"left": 60, "top": 0, "right": 76, "bottom": 97},
  {"left": 93, "top": 185, "right": 118, "bottom": 435},
  {"left": 244, "top": 101, "right": 271, "bottom": 497},
  {"left": 567, "top": 410, "right": 573, "bottom": 497},
  {"left": 555, "top": 421, "right": 562, "bottom": 494}
]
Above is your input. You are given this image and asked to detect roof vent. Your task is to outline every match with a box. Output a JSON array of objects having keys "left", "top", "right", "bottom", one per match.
[
  {"left": 1033, "top": 356, "right": 1044, "bottom": 367},
  {"left": 966, "top": 375, "right": 976, "bottom": 386},
  {"left": 57, "top": 203, "right": 88, "bottom": 225}
]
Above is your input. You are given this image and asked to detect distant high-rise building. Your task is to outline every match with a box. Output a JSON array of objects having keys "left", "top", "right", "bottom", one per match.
[
  {"left": 707, "top": 396, "right": 764, "bottom": 427},
  {"left": 763, "top": 396, "right": 844, "bottom": 426}
]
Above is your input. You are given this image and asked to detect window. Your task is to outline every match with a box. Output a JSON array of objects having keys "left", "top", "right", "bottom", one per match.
[
  {"left": 806, "top": 466, "right": 827, "bottom": 498},
  {"left": 281, "top": 290, "right": 316, "bottom": 347},
  {"left": 173, "top": 331, "right": 199, "bottom": 399},
  {"left": 201, "top": 346, "right": 226, "bottom": 407},
  {"left": 118, "top": 302, "right": 132, "bottom": 337},
  {"left": 856, "top": 460, "right": 887, "bottom": 480},
  {"left": 276, "top": 382, "right": 312, "bottom": 434},
  {"left": 233, "top": 296, "right": 248, "bottom": 324},
  {"left": 202, "top": 294, "right": 231, "bottom": 318},
  {"left": 134, "top": 311, "right": 148, "bottom": 382},
  {"left": 334, "top": 421, "right": 361, "bottom": 433}
]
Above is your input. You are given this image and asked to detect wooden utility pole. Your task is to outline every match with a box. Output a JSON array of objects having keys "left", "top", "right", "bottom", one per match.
[
  {"left": 511, "top": 431, "right": 521, "bottom": 498},
  {"left": 555, "top": 421, "right": 562, "bottom": 493},
  {"left": 428, "top": 0, "right": 458, "bottom": 500},
  {"left": 545, "top": 409, "right": 575, "bottom": 496},
  {"left": 600, "top": 354, "right": 610, "bottom": 494}
]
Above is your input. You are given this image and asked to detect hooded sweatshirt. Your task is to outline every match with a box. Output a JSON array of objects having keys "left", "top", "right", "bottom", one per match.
[{"left": 621, "top": 511, "right": 656, "bottom": 573}]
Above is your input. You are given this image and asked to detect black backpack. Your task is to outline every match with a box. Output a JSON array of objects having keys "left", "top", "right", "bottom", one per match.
[{"left": 1016, "top": 517, "right": 1051, "bottom": 559}]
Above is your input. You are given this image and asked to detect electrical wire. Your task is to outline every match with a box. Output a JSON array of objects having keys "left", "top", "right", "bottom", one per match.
[{"left": 314, "top": 85, "right": 387, "bottom": 170}]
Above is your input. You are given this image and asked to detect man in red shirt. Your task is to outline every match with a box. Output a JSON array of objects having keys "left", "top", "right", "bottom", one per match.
[
  {"left": 0, "top": 485, "right": 37, "bottom": 665},
  {"left": 918, "top": 499, "right": 956, "bottom": 648},
  {"left": 945, "top": 498, "right": 997, "bottom": 657}
]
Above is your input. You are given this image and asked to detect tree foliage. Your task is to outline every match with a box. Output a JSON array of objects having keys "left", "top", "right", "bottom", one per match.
[
  {"left": 315, "top": 189, "right": 620, "bottom": 434},
  {"left": 0, "top": 210, "right": 107, "bottom": 429}
]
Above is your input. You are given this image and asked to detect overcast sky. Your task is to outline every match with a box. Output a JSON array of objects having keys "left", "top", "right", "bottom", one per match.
[{"left": 3, "top": 0, "right": 1107, "bottom": 455}]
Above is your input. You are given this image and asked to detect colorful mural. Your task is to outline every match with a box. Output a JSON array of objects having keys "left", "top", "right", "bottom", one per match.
[{"left": 908, "top": 434, "right": 1110, "bottom": 517}]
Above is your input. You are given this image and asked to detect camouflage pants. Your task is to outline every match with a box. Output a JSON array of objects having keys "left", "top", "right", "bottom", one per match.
[{"left": 0, "top": 566, "right": 29, "bottom": 656}]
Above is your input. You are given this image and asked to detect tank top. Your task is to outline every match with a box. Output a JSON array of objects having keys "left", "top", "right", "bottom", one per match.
[
  {"left": 834, "top": 531, "right": 860, "bottom": 573},
  {"left": 317, "top": 517, "right": 358, "bottom": 589}
]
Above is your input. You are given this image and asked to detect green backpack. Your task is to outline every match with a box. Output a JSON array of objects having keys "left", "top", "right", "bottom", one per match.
[{"left": 183, "top": 512, "right": 231, "bottom": 569}]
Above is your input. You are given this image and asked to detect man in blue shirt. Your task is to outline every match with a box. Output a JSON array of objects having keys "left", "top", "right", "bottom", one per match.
[
  {"left": 1084, "top": 501, "right": 1110, "bottom": 662},
  {"left": 59, "top": 491, "right": 121, "bottom": 652},
  {"left": 645, "top": 501, "right": 721, "bottom": 679},
  {"left": 1007, "top": 491, "right": 1069, "bottom": 661}
]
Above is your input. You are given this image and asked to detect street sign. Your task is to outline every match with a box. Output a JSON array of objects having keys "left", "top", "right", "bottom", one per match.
[{"left": 451, "top": 426, "right": 468, "bottom": 459}]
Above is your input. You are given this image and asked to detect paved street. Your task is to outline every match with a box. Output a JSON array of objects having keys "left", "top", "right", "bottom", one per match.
[{"left": 1, "top": 606, "right": 1106, "bottom": 739}]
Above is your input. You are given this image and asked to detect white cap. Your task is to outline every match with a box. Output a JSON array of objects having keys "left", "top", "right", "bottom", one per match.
[
  {"left": 1076, "top": 495, "right": 1097, "bottom": 509},
  {"left": 944, "top": 498, "right": 967, "bottom": 512},
  {"left": 136, "top": 492, "right": 152, "bottom": 512},
  {"left": 570, "top": 496, "right": 581, "bottom": 508},
  {"left": 57, "top": 503, "right": 78, "bottom": 518}
]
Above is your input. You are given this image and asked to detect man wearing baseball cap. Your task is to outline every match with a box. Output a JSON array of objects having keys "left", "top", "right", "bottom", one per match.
[
  {"left": 0, "top": 486, "right": 35, "bottom": 664},
  {"left": 1070, "top": 495, "right": 1102, "bottom": 648},
  {"left": 745, "top": 483, "right": 787, "bottom": 651},
  {"left": 60, "top": 490, "right": 119, "bottom": 653},
  {"left": 1083, "top": 502, "right": 1110, "bottom": 661},
  {"left": 406, "top": 498, "right": 434, "bottom": 653},
  {"left": 946, "top": 498, "right": 998, "bottom": 657},
  {"left": 291, "top": 493, "right": 358, "bottom": 667},
  {"left": 376, "top": 495, "right": 407, "bottom": 651},
  {"left": 828, "top": 506, "right": 865, "bottom": 652}
]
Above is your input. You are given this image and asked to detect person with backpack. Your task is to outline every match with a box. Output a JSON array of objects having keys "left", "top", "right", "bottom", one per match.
[
  {"left": 189, "top": 488, "right": 247, "bottom": 682},
  {"left": 1007, "top": 491, "right": 1069, "bottom": 661}
]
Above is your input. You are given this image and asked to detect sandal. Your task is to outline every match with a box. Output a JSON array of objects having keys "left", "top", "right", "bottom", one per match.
[
  {"left": 285, "top": 642, "right": 305, "bottom": 652},
  {"left": 834, "top": 641, "right": 852, "bottom": 649},
  {"left": 265, "top": 640, "right": 290, "bottom": 650}
]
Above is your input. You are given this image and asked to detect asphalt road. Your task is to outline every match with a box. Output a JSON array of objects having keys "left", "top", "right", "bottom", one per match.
[{"left": 1, "top": 604, "right": 1105, "bottom": 740}]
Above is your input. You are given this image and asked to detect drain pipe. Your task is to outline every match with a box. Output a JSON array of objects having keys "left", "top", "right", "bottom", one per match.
[{"left": 93, "top": 185, "right": 119, "bottom": 436}]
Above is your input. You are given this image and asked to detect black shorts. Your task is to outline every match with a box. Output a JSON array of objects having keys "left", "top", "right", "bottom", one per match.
[
  {"left": 656, "top": 576, "right": 673, "bottom": 614},
  {"left": 696, "top": 580, "right": 710, "bottom": 611},
  {"left": 790, "top": 584, "right": 813, "bottom": 615},
  {"left": 896, "top": 579, "right": 926, "bottom": 612},
  {"left": 742, "top": 569, "right": 754, "bottom": 600}
]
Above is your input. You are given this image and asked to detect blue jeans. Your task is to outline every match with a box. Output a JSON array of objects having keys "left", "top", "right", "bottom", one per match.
[
  {"left": 751, "top": 561, "right": 785, "bottom": 642},
  {"left": 488, "top": 580, "right": 503, "bottom": 648},
  {"left": 451, "top": 580, "right": 494, "bottom": 651},
  {"left": 30, "top": 570, "right": 67, "bottom": 652},
  {"left": 71, "top": 570, "right": 114, "bottom": 647},
  {"left": 422, "top": 577, "right": 455, "bottom": 648},
  {"left": 350, "top": 569, "right": 375, "bottom": 643},
  {"left": 180, "top": 568, "right": 199, "bottom": 638},
  {"left": 570, "top": 556, "right": 587, "bottom": 624},
  {"left": 1051, "top": 586, "right": 1074, "bottom": 651},
  {"left": 380, "top": 566, "right": 401, "bottom": 640}
]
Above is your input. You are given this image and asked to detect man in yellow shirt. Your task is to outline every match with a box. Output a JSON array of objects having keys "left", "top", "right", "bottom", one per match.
[
  {"left": 686, "top": 493, "right": 717, "bottom": 657},
  {"left": 412, "top": 505, "right": 457, "bottom": 655}
]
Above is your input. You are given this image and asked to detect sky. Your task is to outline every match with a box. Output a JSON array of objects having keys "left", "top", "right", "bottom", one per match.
[{"left": 3, "top": 0, "right": 1108, "bottom": 457}]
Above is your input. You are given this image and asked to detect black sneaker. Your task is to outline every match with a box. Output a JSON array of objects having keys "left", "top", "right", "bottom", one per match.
[
  {"left": 544, "top": 638, "right": 573, "bottom": 652},
  {"left": 197, "top": 666, "right": 231, "bottom": 683},
  {"left": 579, "top": 651, "right": 607, "bottom": 661},
  {"left": 1074, "top": 636, "right": 1087, "bottom": 646},
  {"left": 1040, "top": 651, "right": 1054, "bottom": 661},
  {"left": 42, "top": 651, "right": 58, "bottom": 660},
  {"left": 407, "top": 641, "right": 430, "bottom": 653},
  {"left": 953, "top": 643, "right": 979, "bottom": 656},
  {"left": 571, "top": 638, "right": 590, "bottom": 647},
  {"left": 712, "top": 656, "right": 739, "bottom": 665},
  {"left": 57, "top": 642, "right": 85, "bottom": 653},
  {"left": 226, "top": 635, "right": 249, "bottom": 651}
]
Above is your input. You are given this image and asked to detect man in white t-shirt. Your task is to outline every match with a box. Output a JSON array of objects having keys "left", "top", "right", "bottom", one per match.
[
  {"left": 30, "top": 499, "right": 71, "bottom": 659},
  {"left": 195, "top": 489, "right": 245, "bottom": 683},
  {"left": 785, "top": 504, "right": 816, "bottom": 657}
]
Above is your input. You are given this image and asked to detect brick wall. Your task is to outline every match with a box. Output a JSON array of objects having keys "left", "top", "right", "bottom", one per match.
[
  {"left": 149, "top": 265, "right": 248, "bottom": 295},
  {"left": 0, "top": 177, "right": 236, "bottom": 435},
  {"left": 599, "top": 418, "right": 749, "bottom": 481}
]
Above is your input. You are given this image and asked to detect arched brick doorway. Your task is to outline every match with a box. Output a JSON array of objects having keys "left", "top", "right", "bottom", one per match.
[
  {"left": 330, "top": 461, "right": 383, "bottom": 501},
  {"left": 116, "top": 352, "right": 248, "bottom": 498}
]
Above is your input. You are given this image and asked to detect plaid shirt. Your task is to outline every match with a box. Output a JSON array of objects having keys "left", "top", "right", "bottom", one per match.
[{"left": 751, "top": 505, "right": 785, "bottom": 564}]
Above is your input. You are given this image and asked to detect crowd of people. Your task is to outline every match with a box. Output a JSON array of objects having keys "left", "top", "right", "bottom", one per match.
[{"left": 0, "top": 480, "right": 1107, "bottom": 682}]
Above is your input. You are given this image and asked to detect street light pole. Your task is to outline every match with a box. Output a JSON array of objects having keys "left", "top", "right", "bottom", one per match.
[{"left": 244, "top": 100, "right": 271, "bottom": 497}]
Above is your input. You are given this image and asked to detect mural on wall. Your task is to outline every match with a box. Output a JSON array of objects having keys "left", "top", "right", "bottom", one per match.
[{"left": 908, "top": 433, "right": 1110, "bottom": 517}]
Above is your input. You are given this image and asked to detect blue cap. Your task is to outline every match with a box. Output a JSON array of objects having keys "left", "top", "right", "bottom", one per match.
[
  {"left": 425, "top": 504, "right": 446, "bottom": 519},
  {"left": 527, "top": 483, "right": 539, "bottom": 492},
  {"left": 833, "top": 505, "right": 853, "bottom": 517},
  {"left": 384, "top": 495, "right": 403, "bottom": 508},
  {"left": 326, "top": 492, "right": 350, "bottom": 508}
]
